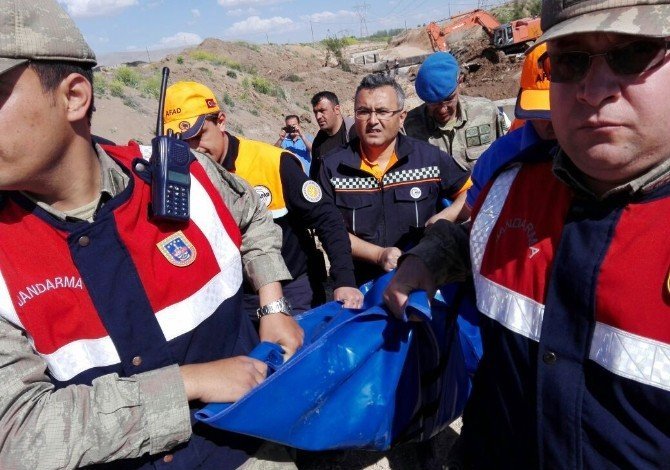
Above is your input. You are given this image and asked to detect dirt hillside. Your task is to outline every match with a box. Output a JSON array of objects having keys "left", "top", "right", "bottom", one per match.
[{"left": 91, "top": 26, "right": 523, "bottom": 146}]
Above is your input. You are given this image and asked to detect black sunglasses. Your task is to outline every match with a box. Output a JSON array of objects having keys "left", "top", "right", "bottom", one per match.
[{"left": 540, "top": 39, "right": 670, "bottom": 83}]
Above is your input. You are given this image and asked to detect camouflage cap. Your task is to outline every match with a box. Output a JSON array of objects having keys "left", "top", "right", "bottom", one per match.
[
  {"left": 0, "top": 0, "right": 96, "bottom": 76},
  {"left": 537, "top": 0, "right": 670, "bottom": 44}
]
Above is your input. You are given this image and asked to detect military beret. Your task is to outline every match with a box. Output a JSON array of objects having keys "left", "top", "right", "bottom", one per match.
[{"left": 414, "top": 52, "right": 460, "bottom": 104}]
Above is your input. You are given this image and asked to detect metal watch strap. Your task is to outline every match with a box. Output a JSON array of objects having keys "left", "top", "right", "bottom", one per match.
[{"left": 256, "top": 296, "right": 292, "bottom": 319}]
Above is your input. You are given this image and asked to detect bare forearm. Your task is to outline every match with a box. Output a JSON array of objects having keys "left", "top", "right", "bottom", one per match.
[
  {"left": 349, "top": 233, "right": 383, "bottom": 264},
  {"left": 349, "top": 233, "right": 401, "bottom": 272},
  {"left": 430, "top": 191, "right": 470, "bottom": 225},
  {"left": 258, "top": 281, "right": 283, "bottom": 306}
]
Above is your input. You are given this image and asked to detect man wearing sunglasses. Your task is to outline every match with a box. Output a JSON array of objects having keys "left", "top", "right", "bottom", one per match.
[
  {"left": 317, "top": 74, "right": 470, "bottom": 285},
  {"left": 403, "top": 52, "right": 508, "bottom": 171},
  {"left": 385, "top": 0, "right": 670, "bottom": 467}
]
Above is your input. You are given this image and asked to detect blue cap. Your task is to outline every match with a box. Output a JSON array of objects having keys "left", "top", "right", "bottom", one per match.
[{"left": 415, "top": 52, "right": 460, "bottom": 103}]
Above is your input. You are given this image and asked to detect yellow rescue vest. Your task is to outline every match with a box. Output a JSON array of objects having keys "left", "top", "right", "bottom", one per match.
[{"left": 234, "top": 137, "right": 289, "bottom": 219}]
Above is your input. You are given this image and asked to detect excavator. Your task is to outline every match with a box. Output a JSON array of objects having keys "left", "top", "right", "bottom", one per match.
[{"left": 427, "top": 9, "right": 542, "bottom": 55}]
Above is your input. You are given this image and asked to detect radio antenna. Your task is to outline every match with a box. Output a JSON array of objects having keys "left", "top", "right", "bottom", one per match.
[{"left": 156, "top": 66, "right": 170, "bottom": 137}]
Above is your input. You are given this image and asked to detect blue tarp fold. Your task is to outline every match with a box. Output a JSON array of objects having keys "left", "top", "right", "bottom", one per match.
[{"left": 195, "top": 273, "right": 482, "bottom": 451}]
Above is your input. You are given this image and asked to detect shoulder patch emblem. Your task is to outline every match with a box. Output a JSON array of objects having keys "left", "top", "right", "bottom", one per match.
[
  {"left": 254, "top": 185, "right": 272, "bottom": 207},
  {"left": 157, "top": 231, "right": 197, "bottom": 267},
  {"left": 465, "top": 123, "right": 492, "bottom": 148},
  {"left": 302, "top": 180, "right": 323, "bottom": 203}
]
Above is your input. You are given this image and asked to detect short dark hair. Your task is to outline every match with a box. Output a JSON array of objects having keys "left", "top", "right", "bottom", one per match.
[
  {"left": 355, "top": 74, "right": 405, "bottom": 109},
  {"left": 311, "top": 91, "right": 339, "bottom": 108},
  {"left": 29, "top": 61, "right": 95, "bottom": 122},
  {"left": 285, "top": 114, "right": 300, "bottom": 123}
]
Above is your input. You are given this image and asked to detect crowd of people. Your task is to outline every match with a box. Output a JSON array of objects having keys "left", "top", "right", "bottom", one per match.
[{"left": 0, "top": 0, "right": 668, "bottom": 468}]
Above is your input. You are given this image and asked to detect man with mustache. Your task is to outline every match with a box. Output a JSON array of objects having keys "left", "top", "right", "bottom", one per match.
[
  {"left": 309, "top": 91, "right": 356, "bottom": 180},
  {"left": 317, "top": 74, "right": 471, "bottom": 284}
]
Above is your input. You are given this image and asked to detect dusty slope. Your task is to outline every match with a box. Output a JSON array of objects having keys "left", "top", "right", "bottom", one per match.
[
  {"left": 91, "top": 40, "right": 369, "bottom": 145},
  {"left": 91, "top": 29, "right": 523, "bottom": 146}
]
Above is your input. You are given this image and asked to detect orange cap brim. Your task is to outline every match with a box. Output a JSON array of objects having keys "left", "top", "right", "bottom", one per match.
[{"left": 515, "top": 88, "right": 550, "bottom": 120}]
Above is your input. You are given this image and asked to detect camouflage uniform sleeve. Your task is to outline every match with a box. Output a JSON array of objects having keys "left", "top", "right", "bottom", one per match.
[
  {"left": 0, "top": 317, "right": 191, "bottom": 469},
  {"left": 194, "top": 152, "right": 291, "bottom": 290}
]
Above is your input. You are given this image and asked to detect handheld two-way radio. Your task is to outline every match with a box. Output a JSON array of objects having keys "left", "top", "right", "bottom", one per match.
[{"left": 150, "top": 67, "right": 194, "bottom": 222}]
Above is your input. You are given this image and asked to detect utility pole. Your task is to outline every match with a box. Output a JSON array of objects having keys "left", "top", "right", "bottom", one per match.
[
  {"left": 266, "top": 33, "right": 270, "bottom": 45},
  {"left": 353, "top": 2, "right": 370, "bottom": 38},
  {"left": 310, "top": 20, "right": 315, "bottom": 43}
]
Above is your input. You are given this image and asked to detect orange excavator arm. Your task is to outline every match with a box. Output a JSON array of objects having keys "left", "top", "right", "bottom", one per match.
[{"left": 427, "top": 9, "right": 501, "bottom": 51}]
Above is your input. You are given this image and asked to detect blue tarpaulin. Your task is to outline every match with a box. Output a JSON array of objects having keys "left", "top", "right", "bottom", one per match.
[{"left": 195, "top": 273, "right": 482, "bottom": 451}]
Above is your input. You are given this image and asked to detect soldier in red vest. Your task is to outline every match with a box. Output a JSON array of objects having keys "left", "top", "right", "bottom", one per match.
[
  {"left": 0, "top": 1, "right": 301, "bottom": 468},
  {"left": 386, "top": 0, "right": 670, "bottom": 467}
]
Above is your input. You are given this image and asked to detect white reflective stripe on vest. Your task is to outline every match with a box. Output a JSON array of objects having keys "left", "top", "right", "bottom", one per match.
[
  {"left": 470, "top": 164, "right": 670, "bottom": 392},
  {"left": 470, "top": 165, "right": 545, "bottom": 341},
  {"left": 590, "top": 322, "right": 670, "bottom": 392},
  {"left": 0, "top": 175, "right": 242, "bottom": 382},
  {"left": 42, "top": 337, "right": 121, "bottom": 382},
  {"left": 270, "top": 207, "right": 288, "bottom": 219},
  {"left": 475, "top": 275, "right": 545, "bottom": 341},
  {"left": 155, "top": 176, "right": 243, "bottom": 342}
]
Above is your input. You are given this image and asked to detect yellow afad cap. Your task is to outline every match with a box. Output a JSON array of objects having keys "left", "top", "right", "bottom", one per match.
[
  {"left": 164, "top": 81, "right": 220, "bottom": 139},
  {"left": 514, "top": 42, "right": 550, "bottom": 121}
]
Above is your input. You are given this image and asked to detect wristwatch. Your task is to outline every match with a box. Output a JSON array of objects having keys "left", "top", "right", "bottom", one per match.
[{"left": 256, "top": 296, "right": 292, "bottom": 319}]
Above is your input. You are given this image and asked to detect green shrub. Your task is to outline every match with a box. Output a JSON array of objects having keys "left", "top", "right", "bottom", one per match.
[
  {"left": 123, "top": 95, "right": 141, "bottom": 110},
  {"left": 284, "top": 74, "right": 303, "bottom": 82},
  {"left": 250, "top": 109, "right": 259, "bottom": 117},
  {"left": 321, "top": 36, "right": 353, "bottom": 72},
  {"left": 190, "top": 50, "right": 243, "bottom": 71},
  {"left": 240, "top": 64, "right": 257, "bottom": 75},
  {"left": 250, "top": 76, "right": 272, "bottom": 94},
  {"left": 241, "top": 77, "right": 251, "bottom": 90},
  {"left": 222, "top": 92, "right": 235, "bottom": 108},
  {"left": 341, "top": 36, "right": 358, "bottom": 46},
  {"left": 235, "top": 41, "right": 261, "bottom": 52},
  {"left": 197, "top": 66, "right": 213, "bottom": 78},
  {"left": 250, "top": 76, "right": 285, "bottom": 100},
  {"left": 226, "top": 70, "right": 237, "bottom": 79},
  {"left": 114, "top": 66, "right": 140, "bottom": 89},
  {"left": 176, "top": 56, "right": 184, "bottom": 64},
  {"left": 191, "top": 50, "right": 216, "bottom": 61},
  {"left": 93, "top": 73, "right": 108, "bottom": 96},
  {"left": 109, "top": 80, "right": 125, "bottom": 98},
  {"left": 141, "top": 75, "right": 161, "bottom": 100}
]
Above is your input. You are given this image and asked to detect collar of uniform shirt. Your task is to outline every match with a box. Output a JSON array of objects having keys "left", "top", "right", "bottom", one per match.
[
  {"left": 553, "top": 148, "right": 670, "bottom": 201},
  {"left": 359, "top": 146, "right": 398, "bottom": 181},
  {"left": 23, "top": 144, "right": 129, "bottom": 222}
]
